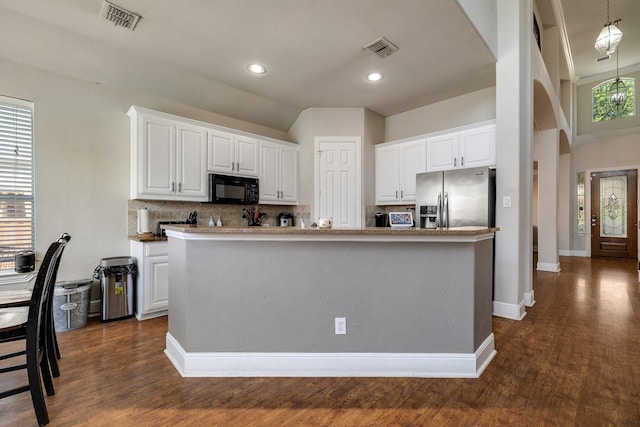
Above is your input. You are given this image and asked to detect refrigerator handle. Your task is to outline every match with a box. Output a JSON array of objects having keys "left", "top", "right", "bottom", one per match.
[
  {"left": 437, "top": 192, "right": 442, "bottom": 228},
  {"left": 443, "top": 192, "right": 449, "bottom": 228}
]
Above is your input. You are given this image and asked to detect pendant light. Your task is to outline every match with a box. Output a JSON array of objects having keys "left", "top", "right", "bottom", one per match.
[
  {"left": 594, "top": 0, "right": 622, "bottom": 55},
  {"left": 607, "top": 48, "right": 627, "bottom": 113}
]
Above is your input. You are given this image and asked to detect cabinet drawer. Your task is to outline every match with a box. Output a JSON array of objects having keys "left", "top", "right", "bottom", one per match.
[{"left": 144, "top": 242, "right": 168, "bottom": 257}]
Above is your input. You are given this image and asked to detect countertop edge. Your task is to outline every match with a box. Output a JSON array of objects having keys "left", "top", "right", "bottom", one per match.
[{"left": 163, "top": 226, "right": 498, "bottom": 243}]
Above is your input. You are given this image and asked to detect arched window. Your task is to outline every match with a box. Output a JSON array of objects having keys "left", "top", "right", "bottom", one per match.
[{"left": 592, "top": 77, "right": 635, "bottom": 122}]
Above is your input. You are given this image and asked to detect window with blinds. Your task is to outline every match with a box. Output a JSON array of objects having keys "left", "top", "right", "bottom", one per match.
[{"left": 0, "top": 96, "right": 34, "bottom": 272}]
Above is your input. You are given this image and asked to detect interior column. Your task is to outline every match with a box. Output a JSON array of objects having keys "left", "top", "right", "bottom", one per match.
[
  {"left": 493, "top": 0, "right": 534, "bottom": 320},
  {"left": 535, "top": 128, "right": 560, "bottom": 272}
]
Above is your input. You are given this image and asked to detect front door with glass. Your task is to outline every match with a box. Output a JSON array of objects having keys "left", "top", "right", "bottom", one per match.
[{"left": 590, "top": 169, "right": 638, "bottom": 259}]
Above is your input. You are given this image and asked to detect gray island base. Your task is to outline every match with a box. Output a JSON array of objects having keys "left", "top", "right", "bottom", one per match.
[{"left": 164, "top": 226, "right": 497, "bottom": 378}]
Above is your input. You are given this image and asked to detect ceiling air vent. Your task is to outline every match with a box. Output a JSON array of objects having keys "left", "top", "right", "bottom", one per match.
[
  {"left": 100, "top": 1, "right": 141, "bottom": 31},
  {"left": 363, "top": 37, "right": 399, "bottom": 58}
]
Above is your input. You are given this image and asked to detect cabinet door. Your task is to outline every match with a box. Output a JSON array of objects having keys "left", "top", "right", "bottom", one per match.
[
  {"left": 176, "top": 124, "right": 208, "bottom": 201},
  {"left": 375, "top": 146, "right": 400, "bottom": 204},
  {"left": 259, "top": 142, "right": 279, "bottom": 201},
  {"left": 208, "top": 130, "right": 235, "bottom": 174},
  {"left": 426, "top": 133, "right": 459, "bottom": 172},
  {"left": 279, "top": 145, "right": 298, "bottom": 202},
  {"left": 399, "top": 140, "right": 426, "bottom": 201},
  {"left": 141, "top": 116, "right": 175, "bottom": 196},
  {"left": 459, "top": 125, "right": 495, "bottom": 169},
  {"left": 145, "top": 255, "right": 169, "bottom": 313},
  {"left": 235, "top": 136, "right": 259, "bottom": 177}
]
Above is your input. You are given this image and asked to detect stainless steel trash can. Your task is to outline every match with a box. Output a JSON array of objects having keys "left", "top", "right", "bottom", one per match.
[{"left": 93, "top": 257, "right": 136, "bottom": 322}]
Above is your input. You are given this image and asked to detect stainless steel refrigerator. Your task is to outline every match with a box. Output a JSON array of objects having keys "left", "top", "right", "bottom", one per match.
[{"left": 415, "top": 167, "right": 495, "bottom": 229}]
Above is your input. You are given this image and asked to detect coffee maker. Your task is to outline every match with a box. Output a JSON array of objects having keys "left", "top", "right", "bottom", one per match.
[{"left": 277, "top": 212, "right": 294, "bottom": 227}]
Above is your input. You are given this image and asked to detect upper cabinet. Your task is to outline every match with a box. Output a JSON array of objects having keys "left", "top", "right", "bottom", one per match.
[
  {"left": 259, "top": 140, "right": 298, "bottom": 204},
  {"left": 375, "top": 139, "right": 426, "bottom": 205},
  {"left": 208, "top": 130, "right": 259, "bottom": 177},
  {"left": 375, "top": 121, "right": 495, "bottom": 206},
  {"left": 129, "top": 107, "right": 208, "bottom": 201},
  {"left": 426, "top": 123, "right": 495, "bottom": 172},
  {"left": 129, "top": 105, "right": 297, "bottom": 203}
]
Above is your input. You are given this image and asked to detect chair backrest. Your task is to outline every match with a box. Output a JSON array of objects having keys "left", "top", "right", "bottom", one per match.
[
  {"left": 27, "top": 235, "right": 71, "bottom": 344},
  {"left": 42, "top": 233, "right": 71, "bottom": 314}
]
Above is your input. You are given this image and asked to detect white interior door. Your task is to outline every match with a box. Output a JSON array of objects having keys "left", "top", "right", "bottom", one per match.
[{"left": 315, "top": 137, "right": 361, "bottom": 228}]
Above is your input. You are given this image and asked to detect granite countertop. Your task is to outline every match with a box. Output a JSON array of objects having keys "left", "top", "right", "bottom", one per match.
[
  {"left": 161, "top": 225, "right": 498, "bottom": 236},
  {"left": 128, "top": 235, "right": 168, "bottom": 242}
]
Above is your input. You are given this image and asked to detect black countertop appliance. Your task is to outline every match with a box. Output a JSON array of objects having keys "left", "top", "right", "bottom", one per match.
[
  {"left": 375, "top": 213, "right": 389, "bottom": 227},
  {"left": 277, "top": 212, "right": 294, "bottom": 227}
]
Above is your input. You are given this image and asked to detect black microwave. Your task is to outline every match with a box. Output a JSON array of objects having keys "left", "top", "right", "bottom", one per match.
[{"left": 209, "top": 174, "right": 259, "bottom": 205}]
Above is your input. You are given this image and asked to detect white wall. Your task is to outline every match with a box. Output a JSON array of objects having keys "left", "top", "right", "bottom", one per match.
[
  {"left": 384, "top": 87, "right": 496, "bottom": 142},
  {"left": 571, "top": 134, "right": 640, "bottom": 253},
  {"left": 558, "top": 153, "right": 571, "bottom": 253},
  {"left": 288, "top": 107, "right": 373, "bottom": 213},
  {"left": 363, "top": 110, "right": 385, "bottom": 207},
  {"left": 0, "top": 57, "right": 288, "bottom": 281},
  {"left": 570, "top": 69, "right": 640, "bottom": 254}
]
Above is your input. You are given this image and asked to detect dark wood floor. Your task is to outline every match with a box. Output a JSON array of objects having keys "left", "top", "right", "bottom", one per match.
[{"left": 2, "top": 256, "right": 640, "bottom": 426}]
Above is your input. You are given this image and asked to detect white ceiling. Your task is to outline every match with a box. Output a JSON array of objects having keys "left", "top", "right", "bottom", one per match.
[{"left": 0, "top": 1, "right": 637, "bottom": 131}]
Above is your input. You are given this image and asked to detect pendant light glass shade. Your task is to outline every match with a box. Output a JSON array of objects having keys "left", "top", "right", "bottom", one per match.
[
  {"left": 607, "top": 77, "right": 627, "bottom": 113},
  {"left": 595, "top": 22, "right": 623, "bottom": 55}
]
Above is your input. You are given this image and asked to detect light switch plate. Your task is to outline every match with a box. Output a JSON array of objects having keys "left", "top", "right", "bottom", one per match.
[{"left": 503, "top": 196, "right": 512, "bottom": 208}]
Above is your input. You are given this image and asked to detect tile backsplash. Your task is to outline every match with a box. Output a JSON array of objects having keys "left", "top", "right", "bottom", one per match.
[
  {"left": 128, "top": 200, "right": 311, "bottom": 236},
  {"left": 128, "top": 200, "right": 416, "bottom": 235}
]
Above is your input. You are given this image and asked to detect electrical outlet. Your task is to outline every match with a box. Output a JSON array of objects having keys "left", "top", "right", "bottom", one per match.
[
  {"left": 335, "top": 317, "right": 346, "bottom": 335},
  {"left": 503, "top": 196, "right": 512, "bottom": 208}
]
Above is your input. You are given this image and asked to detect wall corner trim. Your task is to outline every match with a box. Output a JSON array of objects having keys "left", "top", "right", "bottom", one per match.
[{"left": 492, "top": 300, "right": 526, "bottom": 320}]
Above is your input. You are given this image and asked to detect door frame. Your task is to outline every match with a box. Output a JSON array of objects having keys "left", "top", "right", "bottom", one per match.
[
  {"left": 585, "top": 164, "right": 640, "bottom": 259},
  {"left": 314, "top": 136, "right": 362, "bottom": 227}
]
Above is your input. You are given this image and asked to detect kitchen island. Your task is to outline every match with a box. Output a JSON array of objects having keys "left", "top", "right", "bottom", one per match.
[{"left": 163, "top": 226, "right": 497, "bottom": 378}]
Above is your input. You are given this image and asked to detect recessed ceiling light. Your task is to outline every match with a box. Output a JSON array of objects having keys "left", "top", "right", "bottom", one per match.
[
  {"left": 367, "top": 72, "right": 383, "bottom": 82},
  {"left": 247, "top": 64, "right": 267, "bottom": 74}
]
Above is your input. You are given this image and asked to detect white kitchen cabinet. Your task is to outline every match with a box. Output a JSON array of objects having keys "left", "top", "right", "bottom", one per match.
[
  {"left": 129, "top": 106, "right": 208, "bottom": 201},
  {"left": 130, "top": 240, "right": 168, "bottom": 320},
  {"left": 259, "top": 140, "right": 298, "bottom": 204},
  {"left": 175, "top": 123, "right": 209, "bottom": 199},
  {"left": 426, "top": 123, "right": 495, "bottom": 172},
  {"left": 459, "top": 124, "right": 496, "bottom": 169},
  {"left": 208, "top": 129, "right": 259, "bottom": 177},
  {"left": 375, "top": 139, "right": 426, "bottom": 205}
]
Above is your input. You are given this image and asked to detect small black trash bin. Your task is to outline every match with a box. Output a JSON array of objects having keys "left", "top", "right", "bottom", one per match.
[{"left": 93, "top": 257, "right": 136, "bottom": 322}]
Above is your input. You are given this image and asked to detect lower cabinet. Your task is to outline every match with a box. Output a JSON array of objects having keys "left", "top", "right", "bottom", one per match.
[{"left": 130, "top": 240, "right": 168, "bottom": 320}]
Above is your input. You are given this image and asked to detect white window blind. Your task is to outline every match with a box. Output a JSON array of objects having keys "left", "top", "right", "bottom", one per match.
[{"left": 0, "top": 96, "right": 34, "bottom": 271}]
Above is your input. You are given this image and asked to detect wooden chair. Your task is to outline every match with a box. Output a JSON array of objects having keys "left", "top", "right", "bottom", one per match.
[
  {"left": 0, "top": 235, "right": 69, "bottom": 426},
  {"left": 0, "top": 233, "right": 71, "bottom": 378}
]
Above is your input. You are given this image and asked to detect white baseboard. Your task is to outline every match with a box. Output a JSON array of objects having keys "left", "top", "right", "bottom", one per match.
[
  {"left": 571, "top": 250, "right": 588, "bottom": 257},
  {"left": 537, "top": 262, "right": 561, "bottom": 272},
  {"left": 492, "top": 300, "right": 526, "bottom": 320},
  {"left": 135, "top": 309, "right": 167, "bottom": 321},
  {"left": 164, "top": 333, "right": 496, "bottom": 379},
  {"left": 523, "top": 290, "right": 535, "bottom": 307},
  {"left": 558, "top": 249, "right": 571, "bottom": 256}
]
